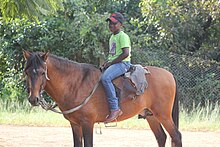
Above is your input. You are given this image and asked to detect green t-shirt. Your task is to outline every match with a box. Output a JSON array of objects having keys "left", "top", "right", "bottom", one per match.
[{"left": 108, "top": 31, "right": 131, "bottom": 62}]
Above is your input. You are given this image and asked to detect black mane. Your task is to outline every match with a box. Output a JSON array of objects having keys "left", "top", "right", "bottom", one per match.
[
  {"left": 25, "top": 52, "right": 98, "bottom": 74},
  {"left": 25, "top": 52, "right": 45, "bottom": 71}
]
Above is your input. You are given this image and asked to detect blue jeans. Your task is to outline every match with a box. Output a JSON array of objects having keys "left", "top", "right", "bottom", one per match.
[{"left": 101, "top": 61, "right": 131, "bottom": 111}]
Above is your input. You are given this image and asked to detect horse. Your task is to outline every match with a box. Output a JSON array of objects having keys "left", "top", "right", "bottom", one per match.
[{"left": 23, "top": 50, "right": 182, "bottom": 147}]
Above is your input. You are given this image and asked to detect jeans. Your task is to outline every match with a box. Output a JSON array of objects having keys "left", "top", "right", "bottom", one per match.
[{"left": 101, "top": 61, "right": 131, "bottom": 110}]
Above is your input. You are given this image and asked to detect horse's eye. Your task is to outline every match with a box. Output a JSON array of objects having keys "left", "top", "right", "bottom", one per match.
[{"left": 42, "top": 72, "right": 45, "bottom": 75}]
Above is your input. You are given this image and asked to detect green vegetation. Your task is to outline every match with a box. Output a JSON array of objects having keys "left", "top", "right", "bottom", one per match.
[
  {"left": 1, "top": 100, "right": 220, "bottom": 131},
  {"left": 1, "top": 0, "right": 219, "bottom": 110},
  {"left": 180, "top": 102, "right": 220, "bottom": 131},
  {"left": 0, "top": 100, "right": 69, "bottom": 126},
  {"left": 0, "top": 0, "right": 64, "bottom": 21}
]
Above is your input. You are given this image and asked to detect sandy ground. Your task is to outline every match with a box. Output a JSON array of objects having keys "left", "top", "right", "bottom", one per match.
[{"left": 0, "top": 125, "right": 220, "bottom": 147}]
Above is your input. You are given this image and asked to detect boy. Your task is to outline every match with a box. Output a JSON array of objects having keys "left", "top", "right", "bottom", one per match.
[{"left": 101, "top": 12, "right": 132, "bottom": 123}]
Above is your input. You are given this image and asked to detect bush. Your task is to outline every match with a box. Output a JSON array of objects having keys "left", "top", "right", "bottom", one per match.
[{"left": 0, "top": 0, "right": 219, "bottom": 110}]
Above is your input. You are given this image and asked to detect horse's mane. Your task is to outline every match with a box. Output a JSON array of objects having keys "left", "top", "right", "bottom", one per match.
[
  {"left": 49, "top": 54, "right": 102, "bottom": 86},
  {"left": 25, "top": 52, "right": 99, "bottom": 74},
  {"left": 48, "top": 53, "right": 98, "bottom": 73}
]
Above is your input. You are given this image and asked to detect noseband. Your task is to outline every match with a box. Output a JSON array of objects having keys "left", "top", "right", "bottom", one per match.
[
  {"left": 39, "top": 63, "right": 50, "bottom": 97},
  {"left": 33, "top": 62, "right": 59, "bottom": 111}
]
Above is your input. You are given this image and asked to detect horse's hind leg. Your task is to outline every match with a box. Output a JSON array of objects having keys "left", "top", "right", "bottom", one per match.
[
  {"left": 146, "top": 116, "right": 167, "bottom": 147},
  {"left": 156, "top": 115, "right": 182, "bottom": 147},
  {"left": 70, "top": 123, "right": 83, "bottom": 147}
]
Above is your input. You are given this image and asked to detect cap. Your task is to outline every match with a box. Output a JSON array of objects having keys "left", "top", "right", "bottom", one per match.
[{"left": 106, "top": 12, "right": 125, "bottom": 24}]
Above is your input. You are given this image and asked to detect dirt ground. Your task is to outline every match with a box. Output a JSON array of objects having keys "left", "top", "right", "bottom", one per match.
[{"left": 0, "top": 125, "right": 220, "bottom": 147}]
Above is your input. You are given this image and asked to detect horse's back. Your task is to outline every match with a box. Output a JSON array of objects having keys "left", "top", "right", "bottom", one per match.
[{"left": 145, "top": 66, "right": 176, "bottom": 89}]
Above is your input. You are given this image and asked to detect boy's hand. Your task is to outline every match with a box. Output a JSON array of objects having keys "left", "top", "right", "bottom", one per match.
[
  {"left": 100, "top": 61, "right": 112, "bottom": 72},
  {"left": 103, "top": 61, "right": 112, "bottom": 68}
]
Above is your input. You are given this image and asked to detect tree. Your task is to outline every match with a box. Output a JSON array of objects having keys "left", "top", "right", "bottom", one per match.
[
  {"left": 139, "top": 0, "right": 220, "bottom": 61},
  {"left": 0, "top": 0, "right": 64, "bottom": 21}
]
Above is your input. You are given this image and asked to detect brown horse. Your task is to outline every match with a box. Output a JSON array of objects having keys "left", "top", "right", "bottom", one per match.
[{"left": 23, "top": 50, "right": 182, "bottom": 147}]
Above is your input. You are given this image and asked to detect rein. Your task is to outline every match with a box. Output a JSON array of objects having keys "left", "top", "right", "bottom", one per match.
[
  {"left": 39, "top": 77, "right": 101, "bottom": 114},
  {"left": 25, "top": 56, "right": 102, "bottom": 115},
  {"left": 37, "top": 62, "right": 102, "bottom": 114}
]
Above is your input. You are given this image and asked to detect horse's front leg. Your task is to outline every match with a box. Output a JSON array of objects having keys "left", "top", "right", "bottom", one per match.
[
  {"left": 82, "top": 122, "right": 94, "bottom": 147},
  {"left": 70, "top": 123, "right": 83, "bottom": 147}
]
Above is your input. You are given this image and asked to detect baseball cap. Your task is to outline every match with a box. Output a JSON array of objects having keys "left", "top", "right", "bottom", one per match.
[{"left": 106, "top": 12, "right": 125, "bottom": 24}]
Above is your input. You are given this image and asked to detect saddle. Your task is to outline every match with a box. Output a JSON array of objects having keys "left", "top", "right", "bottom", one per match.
[{"left": 113, "top": 64, "right": 150, "bottom": 103}]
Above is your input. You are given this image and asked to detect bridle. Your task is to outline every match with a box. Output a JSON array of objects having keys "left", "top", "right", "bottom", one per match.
[
  {"left": 26, "top": 62, "right": 101, "bottom": 115},
  {"left": 25, "top": 62, "right": 50, "bottom": 105}
]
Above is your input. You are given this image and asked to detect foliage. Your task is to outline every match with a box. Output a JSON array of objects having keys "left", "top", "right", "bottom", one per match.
[
  {"left": 131, "top": 48, "right": 220, "bottom": 108},
  {"left": 0, "top": 0, "right": 64, "bottom": 22},
  {"left": 1, "top": 71, "right": 25, "bottom": 102},
  {"left": 139, "top": 0, "right": 220, "bottom": 61},
  {"left": 175, "top": 58, "right": 220, "bottom": 108},
  {"left": 0, "top": 2, "right": 110, "bottom": 102},
  {"left": 0, "top": 0, "right": 219, "bottom": 111}
]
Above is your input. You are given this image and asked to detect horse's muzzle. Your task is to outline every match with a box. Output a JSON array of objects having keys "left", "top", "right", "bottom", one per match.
[{"left": 28, "top": 96, "right": 40, "bottom": 106}]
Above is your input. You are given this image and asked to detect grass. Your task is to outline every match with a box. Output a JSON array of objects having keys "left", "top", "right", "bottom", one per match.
[
  {"left": 1, "top": 100, "right": 220, "bottom": 131},
  {"left": 0, "top": 100, "right": 70, "bottom": 126},
  {"left": 180, "top": 102, "right": 220, "bottom": 131}
]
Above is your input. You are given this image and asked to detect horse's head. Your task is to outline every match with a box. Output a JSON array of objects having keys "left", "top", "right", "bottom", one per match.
[{"left": 23, "top": 50, "right": 50, "bottom": 106}]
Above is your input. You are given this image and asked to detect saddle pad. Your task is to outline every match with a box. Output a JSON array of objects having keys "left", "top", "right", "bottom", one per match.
[
  {"left": 125, "top": 64, "right": 150, "bottom": 95},
  {"left": 113, "top": 64, "right": 150, "bottom": 102}
]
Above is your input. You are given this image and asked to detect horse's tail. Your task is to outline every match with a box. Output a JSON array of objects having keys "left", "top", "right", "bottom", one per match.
[{"left": 172, "top": 77, "right": 179, "bottom": 129}]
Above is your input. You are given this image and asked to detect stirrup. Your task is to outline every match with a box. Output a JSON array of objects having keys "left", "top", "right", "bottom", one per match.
[
  {"left": 95, "top": 123, "right": 102, "bottom": 134},
  {"left": 104, "top": 120, "right": 118, "bottom": 127},
  {"left": 104, "top": 114, "right": 118, "bottom": 127}
]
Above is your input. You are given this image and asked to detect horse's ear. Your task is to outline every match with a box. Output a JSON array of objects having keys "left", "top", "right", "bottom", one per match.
[
  {"left": 23, "top": 50, "right": 32, "bottom": 60},
  {"left": 41, "top": 52, "right": 49, "bottom": 62}
]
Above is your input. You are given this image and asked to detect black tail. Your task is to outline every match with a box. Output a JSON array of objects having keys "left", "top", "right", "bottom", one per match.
[{"left": 172, "top": 77, "right": 179, "bottom": 129}]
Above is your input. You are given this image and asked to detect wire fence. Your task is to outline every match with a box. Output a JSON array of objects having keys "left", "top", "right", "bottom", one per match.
[
  {"left": 134, "top": 50, "right": 220, "bottom": 109},
  {"left": 168, "top": 54, "right": 219, "bottom": 109}
]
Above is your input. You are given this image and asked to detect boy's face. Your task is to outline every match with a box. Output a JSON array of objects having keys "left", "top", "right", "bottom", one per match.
[{"left": 108, "top": 21, "right": 122, "bottom": 34}]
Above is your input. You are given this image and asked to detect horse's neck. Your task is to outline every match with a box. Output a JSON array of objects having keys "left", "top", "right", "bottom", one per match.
[{"left": 44, "top": 57, "right": 100, "bottom": 105}]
